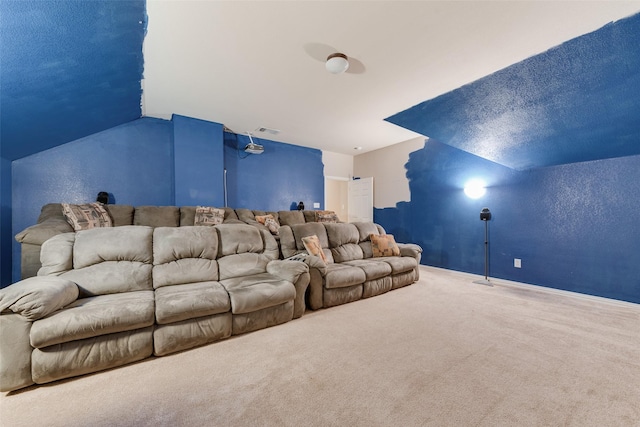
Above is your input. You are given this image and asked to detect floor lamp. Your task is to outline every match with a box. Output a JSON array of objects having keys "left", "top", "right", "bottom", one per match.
[{"left": 473, "top": 207, "right": 493, "bottom": 286}]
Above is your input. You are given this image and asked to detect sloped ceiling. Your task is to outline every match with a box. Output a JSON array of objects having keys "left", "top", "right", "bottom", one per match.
[
  {"left": 1, "top": 1, "right": 640, "bottom": 168},
  {"left": 386, "top": 13, "right": 640, "bottom": 170}
]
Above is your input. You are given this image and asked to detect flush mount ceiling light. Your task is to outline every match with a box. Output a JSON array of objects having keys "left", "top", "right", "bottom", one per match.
[{"left": 326, "top": 53, "right": 349, "bottom": 74}]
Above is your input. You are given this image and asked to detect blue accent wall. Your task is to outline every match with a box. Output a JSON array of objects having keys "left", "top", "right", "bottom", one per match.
[
  {"left": 224, "top": 132, "right": 324, "bottom": 211},
  {"left": 0, "top": 157, "right": 11, "bottom": 285},
  {"left": 376, "top": 139, "right": 640, "bottom": 304},
  {"left": 386, "top": 13, "right": 640, "bottom": 171},
  {"left": 7, "top": 116, "right": 325, "bottom": 283},
  {"left": 11, "top": 118, "right": 173, "bottom": 282},
  {"left": 0, "top": 0, "right": 146, "bottom": 161},
  {"left": 173, "top": 115, "right": 224, "bottom": 207}
]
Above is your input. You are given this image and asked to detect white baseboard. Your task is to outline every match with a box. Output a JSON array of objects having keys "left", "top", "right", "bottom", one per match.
[{"left": 420, "top": 265, "right": 640, "bottom": 309}]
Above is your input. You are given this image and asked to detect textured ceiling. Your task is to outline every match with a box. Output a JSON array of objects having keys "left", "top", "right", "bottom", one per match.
[
  {"left": 142, "top": 1, "right": 640, "bottom": 161},
  {"left": 386, "top": 13, "right": 640, "bottom": 170},
  {"left": 2, "top": 1, "right": 640, "bottom": 166}
]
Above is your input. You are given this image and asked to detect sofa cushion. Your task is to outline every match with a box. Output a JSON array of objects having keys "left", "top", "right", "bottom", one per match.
[
  {"left": 278, "top": 210, "right": 305, "bottom": 226},
  {"left": 38, "top": 233, "right": 75, "bottom": 275},
  {"left": 221, "top": 273, "right": 296, "bottom": 314},
  {"left": 181, "top": 206, "right": 239, "bottom": 226},
  {"left": 324, "top": 263, "right": 366, "bottom": 289},
  {"left": 325, "top": 223, "right": 363, "bottom": 263},
  {"left": 344, "top": 259, "right": 392, "bottom": 281},
  {"left": 104, "top": 205, "right": 134, "bottom": 226},
  {"left": 0, "top": 276, "right": 78, "bottom": 321},
  {"left": 74, "top": 226, "right": 153, "bottom": 268},
  {"left": 371, "top": 234, "right": 401, "bottom": 257},
  {"left": 60, "top": 226, "right": 154, "bottom": 296},
  {"left": 30, "top": 291, "right": 155, "bottom": 348},
  {"left": 380, "top": 256, "right": 418, "bottom": 274},
  {"left": 61, "top": 203, "right": 113, "bottom": 231},
  {"left": 194, "top": 206, "right": 225, "bottom": 226},
  {"left": 302, "top": 210, "right": 317, "bottom": 223},
  {"left": 302, "top": 235, "right": 327, "bottom": 262},
  {"left": 235, "top": 208, "right": 256, "bottom": 223},
  {"left": 155, "top": 281, "right": 230, "bottom": 324},
  {"left": 134, "top": 206, "right": 180, "bottom": 227},
  {"left": 153, "top": 227, "right": 219, "bottom": 288}
]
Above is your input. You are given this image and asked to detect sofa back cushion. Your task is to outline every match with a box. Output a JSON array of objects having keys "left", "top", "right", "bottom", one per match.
[
  {"left": 105, "top": 205, "right": 134, "bottom": 226},
  {"left": 278, "top": 210, "right": 305, "bottom": 226},
  {"left": 283, "top": 222, "right": 332, "bottom": 262},
  {"left": 180, "top": 206, "right": 239, "bottom": 226},
  {"left": 152, "top": 227, "right": 219, "bottom": 289},
  {"left": 59, "top": 226, "right": 154, "bottom": 297},
  {"left": 216, "top": 224, "right": 277, "bottom": 279},
  {"left": 325, "top": 223, "right": 364, "bottom": 263},
  {"left": 133, "top": 206, "right": 180, "bottom": 227},
  {"left": 234, "top": 208, "right": 256, "bottom": 224},
  {"left": 352, "top": 222, "right": 386, "bottom": 259}
]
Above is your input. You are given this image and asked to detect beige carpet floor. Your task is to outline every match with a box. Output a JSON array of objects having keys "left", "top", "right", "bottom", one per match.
[{"left": 1, "top": 266, "right": 639, "bottom": 427}]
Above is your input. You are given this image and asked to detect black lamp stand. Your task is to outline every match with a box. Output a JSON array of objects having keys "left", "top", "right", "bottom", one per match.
[{"left": 473, "top": 208, "right": 493, "bottom": 286}]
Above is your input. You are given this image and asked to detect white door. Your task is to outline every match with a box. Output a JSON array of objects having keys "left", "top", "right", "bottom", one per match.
[{"left": 348, "top": 177, "right": 373, "bottom": 222}]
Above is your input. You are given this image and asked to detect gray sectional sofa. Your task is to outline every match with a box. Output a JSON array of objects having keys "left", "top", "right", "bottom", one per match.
[
  {"left": 14, "top": 204, "right": 334, "bottom": 279},
  {"left": 0, "top": 224, "right": 309, "bottom": 392},
  {"left": 280, "top": 222, "right": 422, "bottom": 309},
  {"left": 3, "top": 204, "right": 422, "bottom": 392}
]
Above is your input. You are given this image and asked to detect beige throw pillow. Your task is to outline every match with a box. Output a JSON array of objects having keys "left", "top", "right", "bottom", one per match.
[
  {"left": 255, "top": 214, "right": 280, "bottom": 235},
  {"left": 370, "top": 233, "right": 400, "bottom": 257},
  {"left": 315, "top": 210, "right": 339, "bottom": 223},
  {"left": 194, "top": 206, "right": 225, "bottom": 226},
  {"left": 302, "top": 234, "right": 327, "bottom": 262},
  {"left": 61, "top": 203, "right": 113, "bottom": 231}
]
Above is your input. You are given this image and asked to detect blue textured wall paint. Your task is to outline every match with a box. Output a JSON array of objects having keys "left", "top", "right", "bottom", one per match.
[
  {"left": 223, "top": 132, "right": 324, "bottom": 211},
  {"left": 11, "top": 118, "right": 173, "bottom": 282},
  {"left": 376, "top": 140, "right": 640, "bottom": 304},
  {"left": 173, "top": 115, "right": 224, "bottom": 207},
  {"left": 8, "top": 116, "right": 325, "bottom": 283},
  {"left": 386, "top": 13, "right": 640, "bottom": 170},
  {"left": 0, "top": 0, "right": 146, "bottom": 161},
  {"left": 0, "top": 157, "right": 11, "bottom": 286}
]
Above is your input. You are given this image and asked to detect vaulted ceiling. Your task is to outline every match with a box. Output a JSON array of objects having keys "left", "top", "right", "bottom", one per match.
[{"left": 2, "top": 1, "right": 640, "bottom": 169}]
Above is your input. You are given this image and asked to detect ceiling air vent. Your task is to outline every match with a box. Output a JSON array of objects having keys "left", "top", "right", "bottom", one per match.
[{"left": 255, "top": 127, "right": 280, "bottom": 136}]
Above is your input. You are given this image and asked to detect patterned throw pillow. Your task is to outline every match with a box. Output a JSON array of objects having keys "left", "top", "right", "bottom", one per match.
[
  {"left": 61, "top": 203, "right": 113, "bottom": 231},
  {"left": 194, "top": 206, "right": 225, "bottom": 226},
  {"left": 370, "top": 233, "right": 400, "bottom": 257},
  {"left": 301, "top": 234, "right": 327, "bottom": 262},
  {"left": 315, "top": 210, "right": 339, "bottom": 223},
  {"left": 255, "top": 214, "right": 280, "bottom": 235}
]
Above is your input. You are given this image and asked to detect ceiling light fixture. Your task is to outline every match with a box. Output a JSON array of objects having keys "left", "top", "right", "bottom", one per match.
[{"left": 326, "top": 53, "right": 349, "bottom": 74}]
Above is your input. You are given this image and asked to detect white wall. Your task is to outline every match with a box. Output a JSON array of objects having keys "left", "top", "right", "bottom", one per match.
[
  {"left": 322, "top": 150, "right": 353, "bottom": 179},
  {"left": 353, "top": 137, "right": 425, "bottom": 208},
  {"left": 322, "top": 151, "right": 353, "bottom": 220}
]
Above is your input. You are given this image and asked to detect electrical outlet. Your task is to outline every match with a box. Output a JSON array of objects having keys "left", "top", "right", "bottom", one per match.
[
  {"left": 313, "top": 202, "right": 320, "bottom": 208},
  {"left": 514, "top": 258, "right": 522, "bottom": 268}
]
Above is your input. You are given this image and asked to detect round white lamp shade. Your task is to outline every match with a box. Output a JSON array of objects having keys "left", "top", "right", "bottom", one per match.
[
  {"left": 326, "top": 53, "right": 349, "bottom": 74},
  {"left": 464, "top": 179, "right": 487, "bottom": 199}
]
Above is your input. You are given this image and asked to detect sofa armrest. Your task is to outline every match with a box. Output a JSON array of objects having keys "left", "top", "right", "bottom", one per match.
[
  {"left": 267, "top": 260, "right": 310, "bottom": 318},
  {"left": 0, "top": 276, "right": 79, "bottom": 321},
  {"left": 0, "top": 313, "right": 34, "bottom": 392},
  {"left": 398, "top": 243, "right": 423, "bottom": 263},
  {"left": 267, "top": 259, "right": 308, "bottom": 284},
  {"left": 14, "top": 219, "right": 73, "bottom": 245}
]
